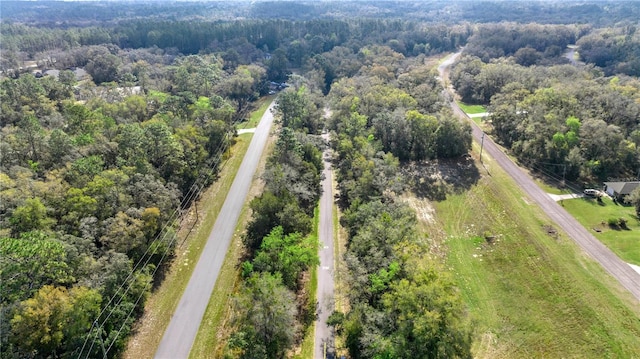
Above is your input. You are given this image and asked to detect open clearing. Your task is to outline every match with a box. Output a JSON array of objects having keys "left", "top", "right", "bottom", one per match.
[
  {"left": 418, "top": 144, "right": 640, "bottom": 358},
  {"left": 456, "top": 101, "right": 487, "bottom": 114}
]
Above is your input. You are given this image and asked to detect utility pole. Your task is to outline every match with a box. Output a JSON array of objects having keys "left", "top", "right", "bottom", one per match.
[{"left": 480, "top": 132, "right": 485, "bottom": 163}]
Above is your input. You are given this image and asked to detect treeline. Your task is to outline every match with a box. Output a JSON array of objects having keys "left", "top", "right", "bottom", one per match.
[
  {"left": 463, "top": 23, "right": 581, "bottom": 65},
  {"left": 577, "top": 26, "right": 640, "bottom": 76},
  {"left": 322, "top": 45, "right": 473, "bottom": 358},
  {"left": 224, "top": 84, "right": 324, "bottom": 357},
  {"left": 0, "top": 47, "right": 265, "bottom": 357},
  {"left": 1, "top": 19, "right": 469, "bottom": 70},
  {"left": 0, "top": 1, "right": 236, "bottom": 25},
  {"left": 4, "top": 1, "right": 640, "bottom": 27},
  {"left": 451, "top": 24, "right": 640, "bottom": 183},
  {"left": 462, "top": 22, "right": 640, "bottom": 77}
]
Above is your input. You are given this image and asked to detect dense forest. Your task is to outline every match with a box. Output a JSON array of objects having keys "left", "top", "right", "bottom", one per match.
[
  {"left": 3, "top": 0, "right": 640, "bottom": 26},
  {"left": 1, "top": 1, "right": 640, "bottom": 358}
]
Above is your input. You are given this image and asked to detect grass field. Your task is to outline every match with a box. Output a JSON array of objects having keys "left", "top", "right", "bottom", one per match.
[
  {"left": 124, "top": 99, "right": 274, "bottom": 359},
  {"left": 457, "top": 101, "right": 487, "bottom": 114},
  {"left": 562, "top": 196, "right": 640, "bottom": 265},
  {"left": 423, "top": 144, "right": 640, "bottom": 358}
]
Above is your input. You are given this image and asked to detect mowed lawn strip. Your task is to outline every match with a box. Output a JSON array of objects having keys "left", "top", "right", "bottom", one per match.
[
  {"left": 428, "top": 144, "right": 640, "bottom": 358},
  {"left": 562, "top": 195, "right": 640, "bottom": 265}
]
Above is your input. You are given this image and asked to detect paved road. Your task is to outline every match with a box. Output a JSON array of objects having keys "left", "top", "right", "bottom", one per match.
[
  {"left": 154, "top": 101, "right": 276, "bottom": 358},
  {"left": 314, "top": 133, "right": 336, "bottom": 359},
  {"left": 438, "top": 52, "right": 640, "bottom": 302}
]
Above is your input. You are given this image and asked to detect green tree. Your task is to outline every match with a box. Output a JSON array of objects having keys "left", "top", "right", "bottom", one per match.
[
  {"left": 141, "top": 118, "right": 186, "bottom": 184},
  {"left": 244, "top": 191, "right": 311, "bottom": 251},
  {"left": 10, "top": 285, "right": 101, "bottom": 357},
  {"left": 266, "top": 48, "right": 290, "bottom": 82},
  {"left": 381, "top": 269, "right": 473, "bottom": 359},
  {"left": 9, "top": 198, "right": 54, "bottom": 235},
  {"left": 16, "top": 115, "right": 45, "bottom": 164},
  {"left": 229, "top": 273, "right": 297, "bottom": 359},
  {"left": 100, "top": 210, "right": 145, "bottom": 254},
  {"left": 86, "top": 53, "right": 121, "bottom": 84},
  {"left": 252, "top": 226, "right": 319, "bottom": 290},
  {"left": 0, "top": 231, "right": 73, "bottom": 304},
  {"left": 219, "top": 65, "right": 266, "bottom": 118},
  {"left": 625, "top": 187, "right": 640, "bottom": 218}
]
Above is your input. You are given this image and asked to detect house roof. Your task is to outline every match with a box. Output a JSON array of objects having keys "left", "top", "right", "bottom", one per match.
[{"left": 604, "top": 181, "right": 640, "bottom": 195}]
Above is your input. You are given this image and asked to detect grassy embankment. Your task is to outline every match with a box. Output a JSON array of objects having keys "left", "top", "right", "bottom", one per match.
[
  {"left": 123, "top": 98, "right": 273, "bottom": 359},
  {"left": 422, "top": 141, "right": 640, "bottom": 358}
]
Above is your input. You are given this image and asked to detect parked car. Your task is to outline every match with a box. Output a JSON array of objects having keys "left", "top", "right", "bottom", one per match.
[{"left": 584, "top": 189, "right": 599, "bottom": 196}]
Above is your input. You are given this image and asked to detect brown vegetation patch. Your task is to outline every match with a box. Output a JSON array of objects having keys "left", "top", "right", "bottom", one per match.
[{"left": 401, "top": 154, "right": 480, "bottom": 201}]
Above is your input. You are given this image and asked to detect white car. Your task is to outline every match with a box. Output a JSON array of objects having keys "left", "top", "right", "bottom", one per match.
[{"left": 583, "top": 189, "right": 599, "bottom": 196}]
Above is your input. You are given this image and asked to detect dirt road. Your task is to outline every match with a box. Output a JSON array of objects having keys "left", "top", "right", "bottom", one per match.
[
  {"left": 154, "top": 101, "right": 276, "bottom": 358},
  {"left": 438, "top": 52, "right": 640, "bottom": 302}
]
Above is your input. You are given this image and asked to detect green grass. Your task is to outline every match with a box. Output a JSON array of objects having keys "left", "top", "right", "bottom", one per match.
[
  {"left": 535, "top": 179, "right": 571, "bottom": 195},
  {"left": 562, "top": 196, "right": 640, "bottom": 265},
  {"left": 428, "top": 144, "right": 640, "bottom": 358},
  {"left": 295, "top": 265, "right": 318, "bottom": 359},
  {"left": 457, "top": 101, "right": 487, "bottom": 114}
]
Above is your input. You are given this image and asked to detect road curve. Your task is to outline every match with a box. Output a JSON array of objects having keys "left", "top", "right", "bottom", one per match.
[
  {"left": 314, "top": 133, "right": 336, "bottom": 359},
  {"left": 154, "top": 101, "right": 276, "bottom": 358},
  {"left": 438, "top": 52, "right": 640, "bottom": 302}
]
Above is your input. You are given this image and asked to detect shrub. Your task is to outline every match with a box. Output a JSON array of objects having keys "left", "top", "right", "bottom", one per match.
[
  {"left": 607, "top": 217, "right": 620, "bottom": 227},
  {"left": 618, "top": 217, "right": 628, "bottom": 229}
]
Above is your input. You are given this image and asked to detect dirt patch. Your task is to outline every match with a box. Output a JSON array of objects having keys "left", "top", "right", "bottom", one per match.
[
  {"left": 401, "top": 195, "right": 436, "bottom": 224},
  {"left": 543, "top": 224, "right": 559, "bottom": 240},
  {"left": 401, "top": 154, "right": 480, "bottom": 201}
]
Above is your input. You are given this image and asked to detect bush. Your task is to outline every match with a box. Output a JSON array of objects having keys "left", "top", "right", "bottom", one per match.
[
  {"left": 607, "top": 217, "right": 620, "bottom": 227},
  {"left": 618, "top": 217, "right": 628, "bottom": 229}
]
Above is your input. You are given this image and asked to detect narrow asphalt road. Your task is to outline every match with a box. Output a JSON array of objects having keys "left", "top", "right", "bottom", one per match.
[
  {"left": 438, "top": 52, "right": 640, "bottom": 302},
  {"left": 314, "top": 133, "right": 336, "bottom": 359},
  {"left": 154, "top": 101, "right": 276, "bottom": 358}
]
